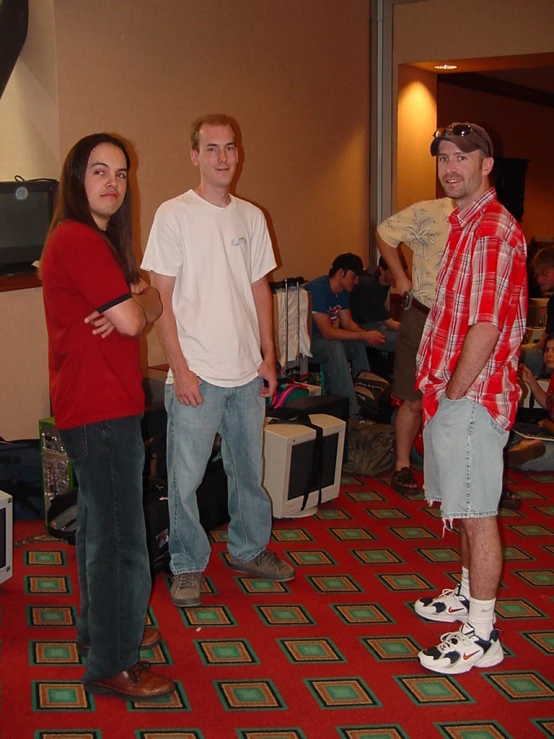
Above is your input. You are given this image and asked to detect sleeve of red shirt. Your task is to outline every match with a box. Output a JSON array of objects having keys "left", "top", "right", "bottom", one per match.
[
  {"left": 61, "top": 223, "right": 132, "bottom": 312},
  {"left": 469, "top": 236, "right": 515, "bottom": 330}
]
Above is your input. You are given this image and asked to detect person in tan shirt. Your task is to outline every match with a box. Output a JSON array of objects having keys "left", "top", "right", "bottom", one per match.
[{"left": 376, "top": 197, "right": 454, "bottom": 494}]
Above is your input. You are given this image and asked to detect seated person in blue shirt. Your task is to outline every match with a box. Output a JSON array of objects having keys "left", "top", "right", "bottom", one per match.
[
  {"left": 306, "top": 253, "right": 385, "bottom": 418},
  {"left": 350, "top": 256, "right": 401, "bottom": 353}
]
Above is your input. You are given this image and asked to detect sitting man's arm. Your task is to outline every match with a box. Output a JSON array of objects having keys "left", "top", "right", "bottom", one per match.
[
  {"left": 383, "top": 317, "right": 401, "bottom": 332},
  {"left": 376, "top": 232, "right": 412, "bottom": 296},
  {"left": 520, "top": 364, "right": 548, "bottom": 409},
  {"left": 313, "top": 310, "right": 385, "bottom": 348}
]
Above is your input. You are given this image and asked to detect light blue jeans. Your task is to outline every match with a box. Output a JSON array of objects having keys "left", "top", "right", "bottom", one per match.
[
  {"left": 165, "top": 377, "right": 271, "bottom": 573},
  {"left": 310, "top": 335, "right": 369, "bottom": 416}
]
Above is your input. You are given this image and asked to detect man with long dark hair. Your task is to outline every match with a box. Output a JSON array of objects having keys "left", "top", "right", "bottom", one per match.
[{"left": 41, "top": 133, "right": 175, "bottom": 700}]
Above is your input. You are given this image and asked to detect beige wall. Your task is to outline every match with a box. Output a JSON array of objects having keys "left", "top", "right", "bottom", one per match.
[
  {"left": 54, "top": 0, "right": 370, "bottom": 367},
  {"left": 1, "top": 0, "right": 370, "bottom": 435},
  {"left": 0, "top": 1, "right": 58, "bottom": 439},
  {"left": 53, "top": 0, "right": 371, "bottom": 283},
  {"left": 0, "top": 0, "right": 59, "bottom": 179},
  {"left": 437, "top": 82, "right": 554, "bottom": 242},
  {"left": 397, "top": 66, "right": 437, "bottom": 211},
  {"left": 0, "top": 288, "right": 51, "bottom": 439},
  {"left": 392, "top": 0, "right": 554, "bottom": 209},
  {"left": 394, "top": 0, "right": 554, "bottom": 64}
]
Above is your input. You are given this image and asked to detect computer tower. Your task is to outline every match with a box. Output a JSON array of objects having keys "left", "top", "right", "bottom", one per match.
[{"left": 39, "top": 417, "right": 77, "bottom": 521}]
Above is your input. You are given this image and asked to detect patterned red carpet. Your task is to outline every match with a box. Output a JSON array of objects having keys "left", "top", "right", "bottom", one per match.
[{"left": 1, "top": 468, "right": 553, "bottom": 739}]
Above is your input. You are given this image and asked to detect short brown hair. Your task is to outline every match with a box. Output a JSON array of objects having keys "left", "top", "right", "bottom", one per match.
[
  {"left": 190, "top": 114, "right": 238, "bottom": 152},
  {"left": 532, "top": 245, "right": 554, "bottom": 272}
]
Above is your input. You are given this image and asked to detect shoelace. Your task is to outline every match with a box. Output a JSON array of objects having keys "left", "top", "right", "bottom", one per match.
[
  {"left": 177, "top": 572, "right": 200, "bottom": 588},
  {"left": 128, "top": 661, "right": 150, "bottom": 682},
  {"left": 257, "top": 550, "right": 277, "bottom": 565},
  {"left": 436, "top": 587, "right": 461, "bottom": 600},
  {"left": 437, "top": 625, "right": 476, "bottom": 651}
]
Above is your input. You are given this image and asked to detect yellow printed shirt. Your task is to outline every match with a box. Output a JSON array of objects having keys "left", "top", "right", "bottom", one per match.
[{"left": 377, "top": 197, "right": 454, "bottom": 308}]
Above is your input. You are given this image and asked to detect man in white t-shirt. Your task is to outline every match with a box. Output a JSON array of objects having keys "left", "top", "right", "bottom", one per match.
[{"left": 141, "top": 114, "right": 294, "bottom": 607}]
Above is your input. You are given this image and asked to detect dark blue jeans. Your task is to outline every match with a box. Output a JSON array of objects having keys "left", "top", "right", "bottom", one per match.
[
  {"left": 310, "top": 336, "right": 369, "bottom": 416},
  {"left": 60, "top": 415, "right": 151, "bottom": 682}
]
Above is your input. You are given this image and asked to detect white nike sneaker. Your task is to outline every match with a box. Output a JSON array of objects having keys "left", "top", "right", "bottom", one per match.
[
  {"left": 414, "top": 585, "right": 469, "bottom": 623},
  {"left": 418, "top": 622, "right": 504, "bottom": 675}
]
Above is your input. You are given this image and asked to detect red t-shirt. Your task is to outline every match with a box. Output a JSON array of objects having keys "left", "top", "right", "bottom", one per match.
[{"left": 41, "top": 219, "right": 144, "bottom": 430}]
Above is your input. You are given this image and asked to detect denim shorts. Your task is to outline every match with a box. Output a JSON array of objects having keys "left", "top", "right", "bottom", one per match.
[{"left": 423, "top": 395, "right": 509, "bottom": 521}]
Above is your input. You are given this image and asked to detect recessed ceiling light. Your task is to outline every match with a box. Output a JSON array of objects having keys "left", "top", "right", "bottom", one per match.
[{"left": 434, "top": 64, "right": 458, "bottom": 70}]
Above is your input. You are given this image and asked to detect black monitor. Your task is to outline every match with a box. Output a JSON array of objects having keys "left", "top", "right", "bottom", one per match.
[{"left": 0, "top": 179, "right": 58, "bottom": 275}]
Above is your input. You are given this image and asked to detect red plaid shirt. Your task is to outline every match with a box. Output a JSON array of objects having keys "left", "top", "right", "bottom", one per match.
[{"left": 416, "top": 189, "right": 527, "bottom": 430}]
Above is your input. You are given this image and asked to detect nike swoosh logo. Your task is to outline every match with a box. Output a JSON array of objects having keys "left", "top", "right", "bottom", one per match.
[
  {"left": 463, "top": 651, "right": 480, "bottom": 660},
  {"left": 448, "top": 607, "right": 465, "bottom": 613}
]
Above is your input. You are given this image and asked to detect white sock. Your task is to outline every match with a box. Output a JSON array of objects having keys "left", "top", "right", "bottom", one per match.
[
  {"left": 468, "top": 597, "right": 496, "bottom": 639},
  {"left": 459, "top": 567, "right": 470, "bottom": 600}
]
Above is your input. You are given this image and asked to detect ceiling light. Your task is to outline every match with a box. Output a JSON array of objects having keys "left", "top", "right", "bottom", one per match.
[{"left": 434, "top": 64, "right": 458, "bottom": 70}]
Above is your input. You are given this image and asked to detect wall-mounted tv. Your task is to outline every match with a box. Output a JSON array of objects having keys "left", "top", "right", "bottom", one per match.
[{"left": 0, "top": 179, "right": 58, "bottom": 275}]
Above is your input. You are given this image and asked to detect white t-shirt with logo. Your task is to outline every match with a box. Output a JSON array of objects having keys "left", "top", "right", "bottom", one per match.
[{"left": 141, "top": 189, "right": 276, "bottom": 387}]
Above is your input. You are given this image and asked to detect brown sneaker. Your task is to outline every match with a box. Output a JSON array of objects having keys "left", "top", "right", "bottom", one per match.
[
  {"left": 170, "top": 572, "right": 202, "bottom": 607},
  {"left": 77, "top": 627, "right": 161, "bottom": 657},
  {"left": 229, "top": 550, "right": 295, "bottom": 582},
  {"left": 84, "top": 661, "right": 175, "bottom": 701}
]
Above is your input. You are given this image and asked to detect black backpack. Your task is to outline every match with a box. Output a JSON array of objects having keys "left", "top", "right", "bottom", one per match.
[
  {"left": 46, "top": 488, "right": 78, "bottom": 544},
  {"left": 143, "top": 433, "right": 230, "bottom": 573},
  {"left": 353, "top": 370, "right": 393, "bottom": 423},
  {"left": 0, "top": 437, "right": 44, "bottom": 519}
]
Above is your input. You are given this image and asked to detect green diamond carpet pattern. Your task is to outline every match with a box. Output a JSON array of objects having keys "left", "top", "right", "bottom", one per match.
[{"left": 1, "top": 469, "right": 553, "bottom": 738}]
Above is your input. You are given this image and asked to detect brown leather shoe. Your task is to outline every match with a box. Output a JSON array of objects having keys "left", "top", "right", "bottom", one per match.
[
  {"left": 84, "top": 661, "right": 175, "bottom": 700},
  {"left": 77, "top": 627, "right": 162, "bottom": 657}
]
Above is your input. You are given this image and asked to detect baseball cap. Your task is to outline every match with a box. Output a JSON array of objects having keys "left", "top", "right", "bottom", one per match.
[
  {"left": 430, "top": 122, "right": 493, "bottom": 157},
  {"left": 331, "top": 253, "right": 364, "bottom": 275}
]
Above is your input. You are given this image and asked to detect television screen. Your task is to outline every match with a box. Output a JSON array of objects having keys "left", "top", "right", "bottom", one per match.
[{"left": 0, "top": 180, "right": 58, "bottom": 274}]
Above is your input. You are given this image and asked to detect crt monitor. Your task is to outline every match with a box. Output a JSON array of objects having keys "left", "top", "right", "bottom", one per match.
[
  {"left": 0, "top": 490, "right": 13, "bottom": 586},
  {"left": 0, "top": 179, "right": 58, "bottom": 275}
]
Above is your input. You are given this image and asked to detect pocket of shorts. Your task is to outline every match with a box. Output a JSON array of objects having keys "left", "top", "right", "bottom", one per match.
[{"left": 488, "top": 415, "right": 509, "bottom": 438}]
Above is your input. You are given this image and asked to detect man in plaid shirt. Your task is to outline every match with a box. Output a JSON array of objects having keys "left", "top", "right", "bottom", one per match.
[{"left": 413, "top": 123, "right": 527, "bottom": 675}]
